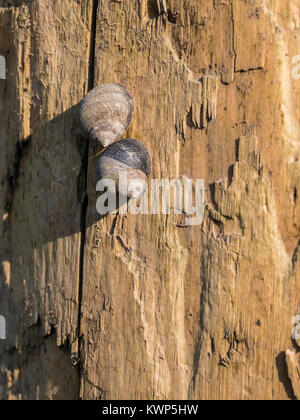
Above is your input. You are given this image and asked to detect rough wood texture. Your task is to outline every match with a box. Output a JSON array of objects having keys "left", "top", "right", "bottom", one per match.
[
  {"left": 0, "top": 0, "right": 300, "bottom": 400},
  {"left": 0, "top": 0, "right": 93, "bottom": 399}
]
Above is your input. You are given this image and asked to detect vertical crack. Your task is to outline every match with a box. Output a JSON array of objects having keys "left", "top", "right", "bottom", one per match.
[
  {"left": 230, "top": 0, "right": 237, "bottom": 73},
  {"left": 77, "top": 0, "right": 99, "bottom": 400},
  {"left": 88, "top": 0, "right": 99, "bottom": 93}
]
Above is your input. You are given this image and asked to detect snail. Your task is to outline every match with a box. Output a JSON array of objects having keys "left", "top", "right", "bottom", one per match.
[
  {"left": 79, "top": 83, "right": 134, "bottom": 147},
  {"left": 97, "top": 138, "right": 152, "bottom": 199}
]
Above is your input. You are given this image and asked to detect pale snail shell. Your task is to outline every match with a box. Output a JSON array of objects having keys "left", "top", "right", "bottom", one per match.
[
  {"left": 79, "top": 83, "right": 134, "bottom": 147},
  {"left": 97, "top": 138, "right": 152, "bottom": 199}
]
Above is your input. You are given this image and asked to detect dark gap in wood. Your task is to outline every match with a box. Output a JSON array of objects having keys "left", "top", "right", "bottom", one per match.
[
  {"left": 235, "top": 138, "right": 240, "bottom": 162},
  {"left": 77, "top": 0, "right": 99, "bottom": 400},
  {"left": 293, "top": 186, "right": 298, "bottom": 204},
  {"left": 88, "top": 0, "right": 98, "bottom": 93},
  {"left": 227, "top": 164, "right": 234, "bottom": 188}
]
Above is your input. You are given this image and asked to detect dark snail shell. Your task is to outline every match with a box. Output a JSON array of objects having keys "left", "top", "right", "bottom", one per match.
[
  {"left": 79, "top": 83, "right": 134, "bottom": 147},
  {"left": 97, "top": 138, "right": 152, "bottom": 199}
]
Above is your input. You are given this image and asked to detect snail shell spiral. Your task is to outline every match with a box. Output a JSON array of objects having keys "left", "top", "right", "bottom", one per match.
[
  {"left": 97, "top": 138, "right": 152, "bottom": 199},
  {"left": 79, "top": 83, "right": 134, "bottom": 147}
]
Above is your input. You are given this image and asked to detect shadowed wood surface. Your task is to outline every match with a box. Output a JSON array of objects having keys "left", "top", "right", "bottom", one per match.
[{"left": 0, "top": 0, "right": 300, "bottom": 400}]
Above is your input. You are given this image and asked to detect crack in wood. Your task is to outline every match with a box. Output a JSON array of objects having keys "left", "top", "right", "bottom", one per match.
[{"left": 77, "top": 0, "right": 99, "bottom": 400}]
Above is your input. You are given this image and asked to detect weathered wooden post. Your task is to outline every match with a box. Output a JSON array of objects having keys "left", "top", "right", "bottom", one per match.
[{"left": 0, "top": 0, "right": 299, "bottom": 400}]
